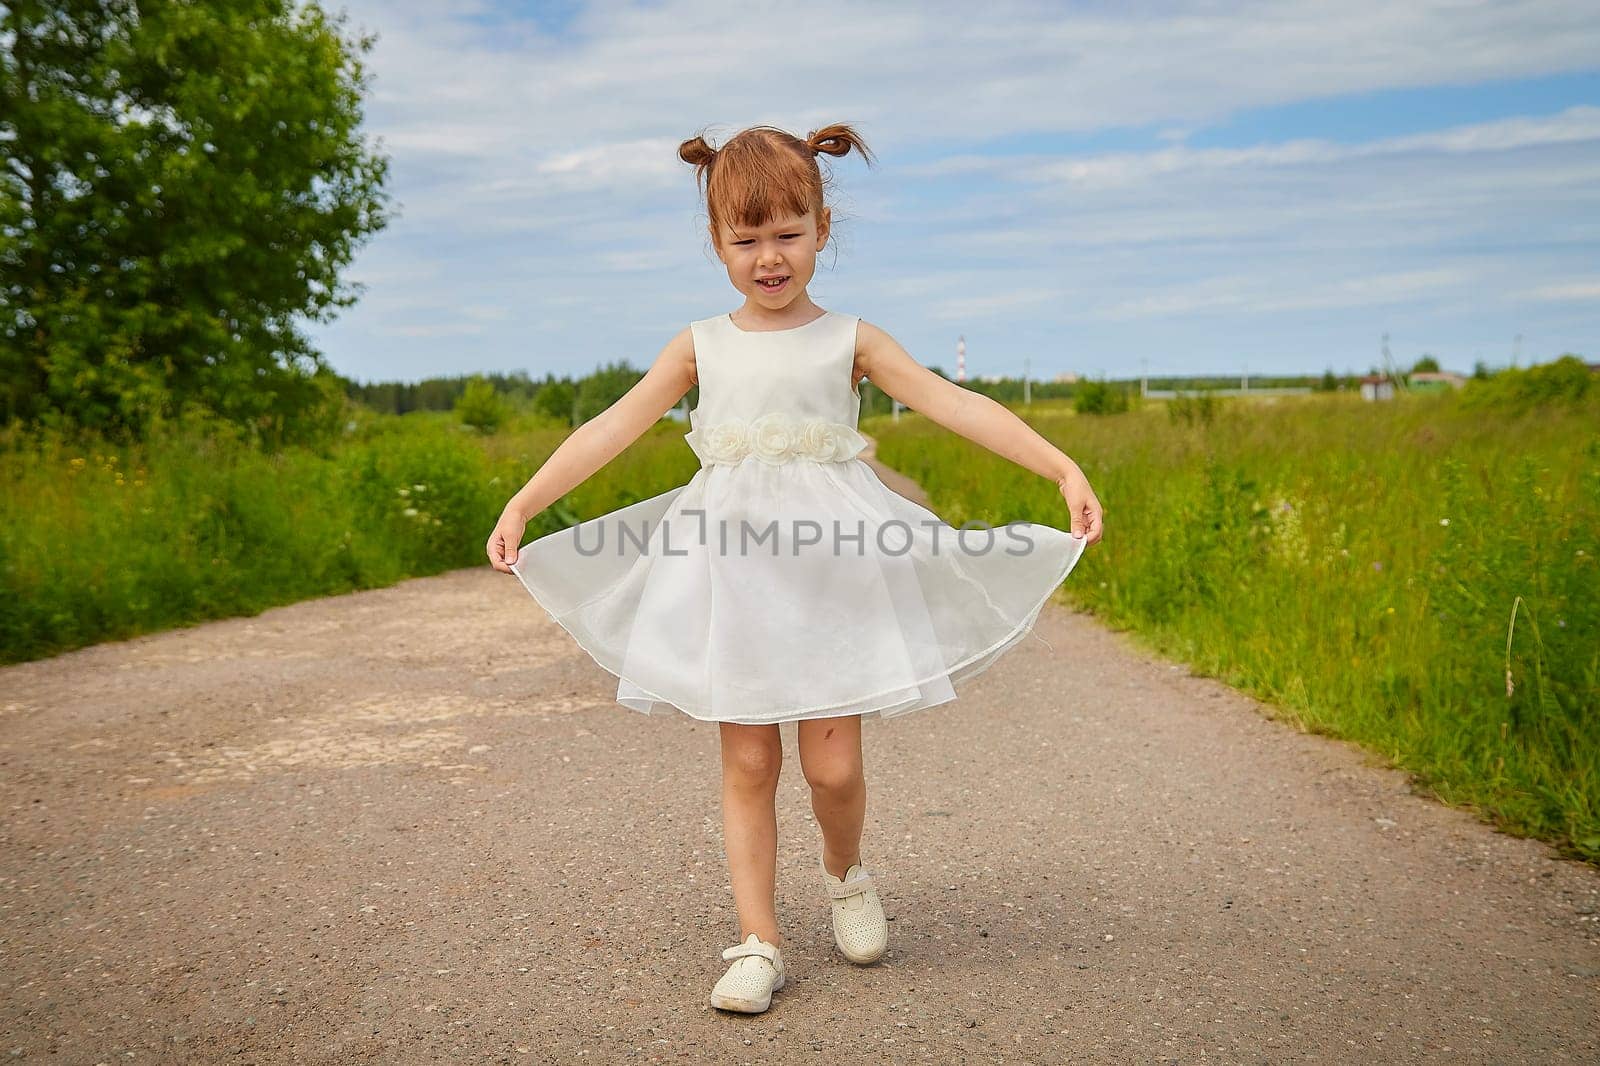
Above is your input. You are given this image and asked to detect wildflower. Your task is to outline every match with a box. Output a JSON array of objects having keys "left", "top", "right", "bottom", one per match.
[
  {"left": 1558, "top": 618, "right": 1567, "bottom": 628},
  {"left": 1439, "top": 518, "right": 1450, "bottom": 526},
  {"left": 398, "top": 487, "right": 410, "bottom": 497},
  {"left": 412, "top": 483, "right": 427, "bottom": 493},
  {"left": 1372, "top": 561, "right": 1383, "bottom": 572},
  {"left": 1386, "top": 606, "right": 1395, "bottom": 614},
  {"left": 403, "top": 507, "right": 419, "bottom": 517}
]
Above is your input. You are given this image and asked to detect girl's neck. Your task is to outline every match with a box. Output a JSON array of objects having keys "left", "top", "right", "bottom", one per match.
[{"left": 731, "top": 296, "right": 825, "bottom": 332}]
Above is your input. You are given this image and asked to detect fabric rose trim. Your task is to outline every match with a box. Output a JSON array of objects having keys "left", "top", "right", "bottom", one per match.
[{"left": 685, "top": 411, "right": 868, "bottom": 466}]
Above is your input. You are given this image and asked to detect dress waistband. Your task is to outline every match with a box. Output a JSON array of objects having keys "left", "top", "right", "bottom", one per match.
[{"left": 683, "top": 411, "right": 869, "bottom": 467}]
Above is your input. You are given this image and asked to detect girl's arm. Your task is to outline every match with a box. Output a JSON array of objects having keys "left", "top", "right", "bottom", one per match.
[
  {"left": 855, "top": 319, "right": 1103, "bottom": 543},
  {"left": 502, "top": 328, "right": 698, "bottom": 524}
]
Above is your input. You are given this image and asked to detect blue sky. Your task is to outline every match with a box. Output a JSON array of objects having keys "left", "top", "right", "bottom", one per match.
[{"left": 308, "top": 1, "right": 1599, "bottom": 385}]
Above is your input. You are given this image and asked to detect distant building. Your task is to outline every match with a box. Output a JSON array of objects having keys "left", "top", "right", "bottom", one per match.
[
  {"left": 1054, "top": 371, "right": 1080, "bottom": 384},
  {"left": 1409, "top": 370, "right": 1467, "bottom": 392},
  {"left": 1358, "top": 374, "right": 1395, "bottom": 402}
]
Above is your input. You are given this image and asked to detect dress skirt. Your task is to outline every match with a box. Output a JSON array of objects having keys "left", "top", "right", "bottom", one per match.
[{"left": 510, "top": 457, "right": 1088, "bottom": 725}]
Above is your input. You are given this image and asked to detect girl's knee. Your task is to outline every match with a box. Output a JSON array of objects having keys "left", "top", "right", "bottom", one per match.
[
  {"left": 802, "top": 758, "right": 863, "bottom": 795},
  {"left": 720, "top": 726, "right": 782, "bottom": 786}
]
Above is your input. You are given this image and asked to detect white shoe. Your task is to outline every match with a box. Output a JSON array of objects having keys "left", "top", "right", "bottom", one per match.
[
  {"left": 709, "top": 933, "right": 786, "bottom": 1013},
  {"left": 821, "top": 855, "right": 888, "bottom": 964}
]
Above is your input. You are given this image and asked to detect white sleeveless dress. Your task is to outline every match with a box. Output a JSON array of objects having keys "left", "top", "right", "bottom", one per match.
[{"left": 509, "top": 310, "right": 1088, "bottom": 725}]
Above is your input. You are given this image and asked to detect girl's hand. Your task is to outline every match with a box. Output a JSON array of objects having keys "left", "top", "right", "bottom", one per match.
[
  {"left": 486, "top": 508, "right": 528, "bottom": 573},
  {"left": 1057, "top": 467, "right": 1104, "bottom": 547}
]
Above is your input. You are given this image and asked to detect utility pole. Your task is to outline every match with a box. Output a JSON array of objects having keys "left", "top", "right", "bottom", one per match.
[{"left": 1381, "top": 332, "right": 1409, "bottom": 394}]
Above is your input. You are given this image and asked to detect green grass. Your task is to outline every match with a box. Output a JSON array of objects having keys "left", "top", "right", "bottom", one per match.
[
  {"left": 869, "top": 390, "right": 1599, "bottom": 864},
  {"left": 0, "top": 410, "right": 697, "bottom": 663}
]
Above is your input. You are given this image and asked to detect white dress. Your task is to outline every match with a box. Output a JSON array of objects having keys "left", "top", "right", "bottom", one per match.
[{"left": 510, "top": 310, "right": 1088, "bottom": 725}]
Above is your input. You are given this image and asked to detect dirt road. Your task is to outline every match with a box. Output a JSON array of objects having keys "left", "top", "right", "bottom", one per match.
[{"left": 2, "top": 439, "right": 1596, "bottom": 1064}]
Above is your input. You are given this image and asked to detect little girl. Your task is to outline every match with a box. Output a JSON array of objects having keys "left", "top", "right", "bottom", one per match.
[{"left": 486, "top": 122, "right": 1103, "bottom": 1014}]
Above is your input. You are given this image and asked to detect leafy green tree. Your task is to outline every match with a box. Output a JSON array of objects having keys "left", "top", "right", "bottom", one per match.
[
  {"left": 1, "top": 0, "right": 392, "bottom": 446},
  {"left": 532, "top": 377, "right": 576, "bottom": 424},
  {"left": 574, "top": 360, "right": 645, "bottom": 423},
  {"left": 454, "top": 375, "right": 508, "bottom": 434},
  {"left": 1412, "top": 354, "right": 1441, "bottom": 373}
]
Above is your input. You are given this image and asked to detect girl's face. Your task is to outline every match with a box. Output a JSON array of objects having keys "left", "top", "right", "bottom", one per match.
[{"left": 713, "top": 208, "right": 830, "bottom": 311}]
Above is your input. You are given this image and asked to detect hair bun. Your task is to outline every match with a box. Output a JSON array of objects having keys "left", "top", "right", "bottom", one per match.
[
  {"left": 805, "top": 124, "right": 874, "bottom": 165},
  {"left": 677, "top": 134, "right": 718, "bottom": 167}
]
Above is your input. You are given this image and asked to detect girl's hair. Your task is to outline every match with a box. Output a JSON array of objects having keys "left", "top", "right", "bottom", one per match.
[{"left": 677, "top": 123, "right": 875, "bottom": 251}]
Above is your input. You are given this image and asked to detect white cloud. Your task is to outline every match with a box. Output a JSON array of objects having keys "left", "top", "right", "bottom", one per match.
[
  {"left": 1515, "top": 279, "right": 1600, "bottom": 301},
  {"left": 1088, "top": 268, "right": 1481, "bottom": 321},
  {"left": 978, "top": 105, "right": 1600, "bottom": 189}
]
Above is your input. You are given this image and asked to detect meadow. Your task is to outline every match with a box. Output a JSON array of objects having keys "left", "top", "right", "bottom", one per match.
[
  {"left": 872, "top": 387, "right": 1598, "bottom": 864},
  {"left": 2, "top": 383, "right": 1594, "bottom": 862},
  {"left": 0, "top": 407, "right": 697, "bottom": 662}
]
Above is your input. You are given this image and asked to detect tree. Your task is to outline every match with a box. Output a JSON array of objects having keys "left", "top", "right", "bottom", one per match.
[
  {"left": 532, "top": 377, "right": 576, "bottom": 424},
  {"left": 1412, "top": 354, "right": 1441, "bottom": 373},
  {"left": 1073, "top": 378, "right": 1130, "bottom": 415},
  {"left": 0, "top": 0, "right": 393, "bottom": 446},
  {"left": 454, "top": 375, "right": 508, "bottom": 434}
]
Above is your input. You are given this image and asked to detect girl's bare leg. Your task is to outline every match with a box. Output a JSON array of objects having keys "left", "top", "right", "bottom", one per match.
[
  {"left": 717, "top": 721, "right": 784, "bottom": 947},
  {"left": 796, "top": 715, "right": 865, "bottom": 879}
]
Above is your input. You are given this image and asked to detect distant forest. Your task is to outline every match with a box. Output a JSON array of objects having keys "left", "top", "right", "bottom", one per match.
[{"left": 343, "top": 361, "right": 1391, "bottom": 424}]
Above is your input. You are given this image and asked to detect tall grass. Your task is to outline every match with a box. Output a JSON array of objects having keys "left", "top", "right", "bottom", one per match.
[
  {"left": 0, "top": 410, "right": 697, "bottom": 663},
  {"left": 870, "top": 390, "right": 1599, "bottom": 863}
]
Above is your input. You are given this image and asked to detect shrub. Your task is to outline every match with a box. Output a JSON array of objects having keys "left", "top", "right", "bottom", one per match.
[
  {"left": 1074, "top": 379, "right": 1130, "bottom": 415},
  {"left": 1460, "top": 355, "right": 1592, "bottom": 413},
  {"left": 1168, "top": 390, "right": 1223, "bottom": 427}
]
